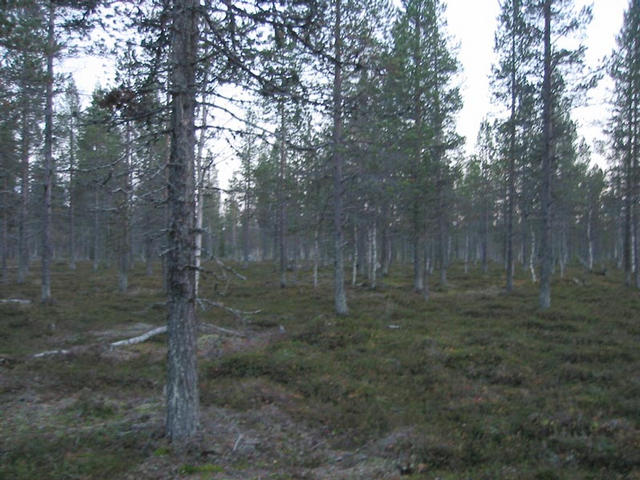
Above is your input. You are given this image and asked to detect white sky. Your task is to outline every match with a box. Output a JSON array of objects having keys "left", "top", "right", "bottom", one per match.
[
  {"left": 448, "top": 0, "right": 628, "bottom": 165},
  {"left": 64, "top": 0, "right": 629, "bottom": 180}
]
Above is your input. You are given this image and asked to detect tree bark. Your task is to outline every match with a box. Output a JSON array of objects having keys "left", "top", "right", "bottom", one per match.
[
  {"left": 278, "top": 101, "right": 287, "bottom": 288},
  {"left": 41, "top": 1, "right": 55, "bottom": 304},
  {"left": 165, "top": 0, "right": 199, "bottom": 446},
  {"left": 18, "top": 101, "right": 30, "bottom": 283},
  {"left": 539, "top": 0, "right": 553, "bottom": 309},
  {"left": 506, "top": 0, "right": 518, "bottom": 293},
  {"left": 69, "top": 109, "right": 76, "bottom": 270},
  {"left": 332, "top": 0, "right": 348, "bottom": 315}
]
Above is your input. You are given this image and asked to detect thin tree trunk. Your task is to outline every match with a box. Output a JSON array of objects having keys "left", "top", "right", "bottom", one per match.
[
  {"left": 352, "top": 223, "right": 358, "bottom": 287},
  {"left": 313, "top": 225, "right": 319, "bottom": 288},
  {"left": 1, "top": 171, "right": 7, "bottom": 284},
  {"left": 530, "top": 226, "right": 537, "bottom": 282},
  {"left": 41, "top": 2, "right": 55, "bottom": 304},
  {"left": 69, "top": 109, "right": 76, "bottom": 270},
  {"left": 194, "top": 75, "right": 208, "bottom": 296},
  {"left": 506, "top": 0, "right": 518, "bottom": 293},
  {"left": 278, "top": 102, "right": 287, "bottom": 288},
  {"left": 369, "top": 221, "right": 377, "bottom": 289},
  {"left": 18, "top": 102, "right": 30, "bottom": 283},
  {"left": 539, "top": 0, "right": 553, "bottom": 310},
  {"left": 165, "top": 0, "right": 199, "bottom": 445},
  {"left": 332, "top": 0, "right": 348, "bottom": 315},
  {"left": 586, "top": 208, "right": 594, "bottom": 271},
  {"left": 119, "top": 121, "right": 132, "bottom": 293}
]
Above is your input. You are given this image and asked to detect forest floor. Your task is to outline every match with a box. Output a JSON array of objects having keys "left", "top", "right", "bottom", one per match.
[{"left": 1, "top": 261, "right": 639, "bottom": 480}]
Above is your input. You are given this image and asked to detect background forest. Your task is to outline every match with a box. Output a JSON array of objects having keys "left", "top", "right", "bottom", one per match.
[{"left": 1, "top": 0, "right": 639, "bottom": 479}]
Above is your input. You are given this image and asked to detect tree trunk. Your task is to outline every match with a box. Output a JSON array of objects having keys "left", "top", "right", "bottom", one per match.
[
  {"left": 194, "top": 77, "right": 209, "bottom": 296},
  {"left": 93, "top": 186, "right": 100, "bottom": 272},
  {"left": 69, "top": 109, "right": 76, "bottom": 270},
  {"left": 18, "top": 102, "right": 30, "bottom": 283},
  {"left": 165, "top": 0, "right": 199, "bottom": 446},
  {"left": 586, "top": 208, "right": 594, "bottom": 271},
  {"left": 506, "top": 0, "right": 518, "bottom": 293},
  {"left": 332, "top": 0, "right": 348, "bottom": 315},
  {"left": 41, "top": 2, "right": 55, "bottom": 304},
  {"left": 539, "top": 0, "right": 553, "bottom": 310},
  {"left": 119, "top": 121, "right": 132, "bottom": 293},
  {"left": 313, "top": 225, "right": 319, "bottom": 288},
  {"left": 368, "top": 221, "right": 377, "bottom": 289},
  {"left": 278, "top": 102, "right": 287, "bottom": 288},
  {"left": 352, "top": 223, "right": 358, "bottom": 286}
]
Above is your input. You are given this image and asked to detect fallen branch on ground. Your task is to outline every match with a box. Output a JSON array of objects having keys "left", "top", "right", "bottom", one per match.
[
  {"left": 197, "top": 298, "right": 261, "bottom": 324},
  {"left": 31, "top": 321, "right": 249, "bottom": 358},
  {"left": 109, "top": 326, "right": 167, "bottom": 347},
  {"left": 33, "top": 349, "right": 71, "bottom": 358},
  {"left": 0, "top": 298, "right": 31, "bottom": 305}
]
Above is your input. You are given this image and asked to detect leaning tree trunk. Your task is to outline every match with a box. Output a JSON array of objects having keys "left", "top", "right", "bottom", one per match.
[
  {"left": 539, "top": 0, "right": 553, "bottom": 310},
  {"left": 332, "top": 0, "right": 348, "bottom": 315},
  {"left": 165, "top": 0, "right": 200, "bottom": 446},
  {"left": 41, "top": 2, "right": 55, "bottom": 304}
]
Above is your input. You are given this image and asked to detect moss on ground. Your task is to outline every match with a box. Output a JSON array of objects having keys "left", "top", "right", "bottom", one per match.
[{"left": 1, "top": 261, "right": 639, "bottom": 479}]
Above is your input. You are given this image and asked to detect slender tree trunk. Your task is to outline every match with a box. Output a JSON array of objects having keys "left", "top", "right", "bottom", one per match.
[
  {"left": 464, "top": 231, "right": 469, "bottom": 274},
  {"left": 313, "top": 224, "right": 319, "bottom": 288},
  {"left": 194, "top": 78, "right": 208, "bottom": 295},
  {"left": 1, "top": 170, "right": 7, "bottom": 284},
  {"left": 422, "top": 241, "right": 430, "bottom": 300},
  {"left": 69, "top": 111, "right": 76, "bottom": 270},
  {"left": 539, "top": 0, "right": 553, "bottom": 310},
  {"left": 165, "top": 0, "right": 199, "bottom": 446},
  {"left": 332, "top": 0, "right": 348, "bottom": 315},
  {"left": 18, "top": 102, "right": 30, "bottom": 283},
  {"left": 352, "top": 223, "right": 358, "bottom": 286},
  {"left": 41, "top": 2, "right": 55, "bottom": 304},
  {"left": 119, "top": 121, "right": 132, "bottom": 293},
  {"left": 506, "top": 0, "right": 518, "bottom": 292},
  {"left": 278, "top": 102, "right": 287, "bottom": 288},
  {"left": 93, "top": 187, "right": 100, "bottom": 271},
  {"left": 369, "top": 221, "right": 377, "bottom": 289},
  {"left": 586, "top": 208, "right": 594, "bottom": 271}
]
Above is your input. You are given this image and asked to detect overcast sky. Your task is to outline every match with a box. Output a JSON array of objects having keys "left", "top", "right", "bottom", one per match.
[
  {"left": 66, "top": 0, "right": 629, "bottom": 177},
  {"left": 449, "top": 0, "right": 628, "bottom": 165}
]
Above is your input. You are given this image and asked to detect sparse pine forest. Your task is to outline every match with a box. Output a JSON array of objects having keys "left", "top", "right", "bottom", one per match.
[{"left": 0, "top": 1, "right": 639, "bottom": 479}]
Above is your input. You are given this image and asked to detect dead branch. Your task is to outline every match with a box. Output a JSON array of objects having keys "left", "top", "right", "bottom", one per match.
[
  {"left": 0, "top": 298, "right": 32, "bottom": 305},
  {"left": 197, "top": 298, "right": 261, "bottom": 325},
  {"left": 109, "top": 326, "right": 167, "bottom": 347}
]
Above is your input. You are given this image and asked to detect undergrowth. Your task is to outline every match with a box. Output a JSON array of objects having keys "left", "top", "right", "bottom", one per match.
[{"left": 0, "top": 261, "right": 639, "bottom": 479}]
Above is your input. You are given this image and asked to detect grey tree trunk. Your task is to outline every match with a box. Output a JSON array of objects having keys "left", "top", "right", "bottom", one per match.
[
  {"left": 1, "top": 170, "right": 7, "bottom": 284},
  {"left": 368, "top": 222, "right": 377, "bottom": 289},
  {"left": 313, "top": 225, "right": 319, "bottom": 288},
  {"left": 194, "top": 78, "right": 209, "bottom": 295},
  {"left": 165, "top": 0, "right": 199, "bottom": 446},
  {"left": 352, "top": 223, "right": 358, "bottom": 287},
  {"left": 586, "top": 208, "right": 594, "bottom": 271},
  {"left": 69, "top": 109, "right": 76, "bottom": 270},
  {"left": 539, "top": 0, "right": 553, "bottom": 310},
  {"left": 93, "top": 187, "right": 100, "bottom": 272},
  {"left": 506, "top": 0, "right": 518, "bottom": 293},
  {"left": 18, "top": 102, "right": 30, "bottom": 283},
  {"left": 332, "top": 0, "right": 348, "bottom": 315},
  {"left": 278, "top": 102, "right": 287, "bottom": 288},
  {"left": 118, "top": 121, "right": 132, "bottom": 293},
  {"left": 41, "top": 2, "right": 55, "bottom": 304}
]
